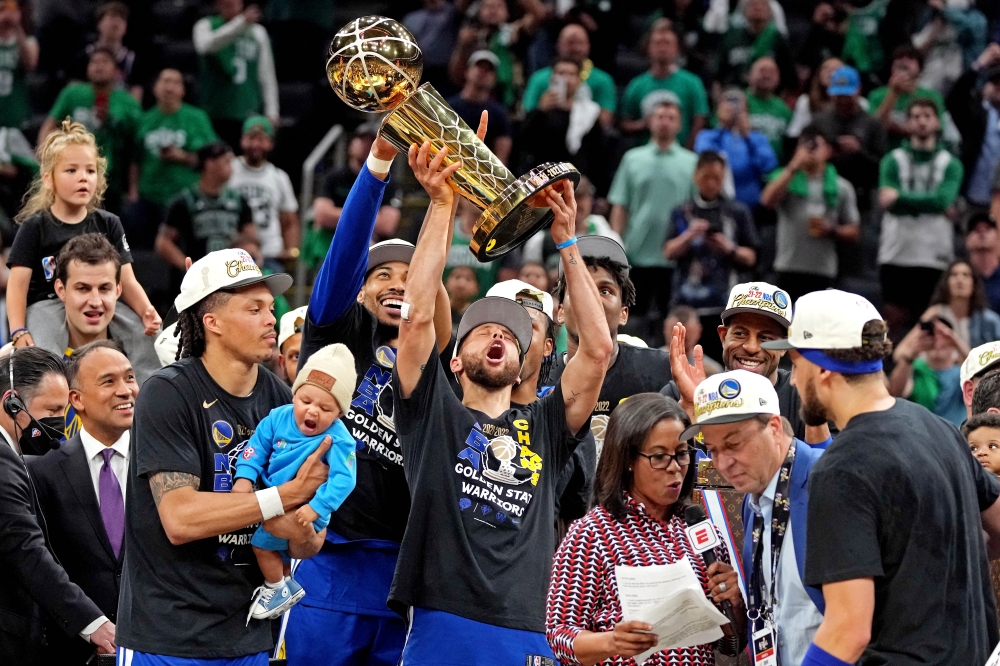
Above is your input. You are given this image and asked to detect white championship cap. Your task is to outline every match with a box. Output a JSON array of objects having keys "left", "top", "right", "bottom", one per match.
[
  {"left": 761, "top": 289, "right": 885, "bottom": 374},
  {"left": 174, "top": 249, "right": 292, "bottom": 313},
  {"left": 721, "top": 282, "right": 792, "bottom": 329},
  {"left": 961, "top": 341, "right": 1000, "bottom": 385},
  {"left": 679, "top": 369, "right": 780, "bottom": 440},
  {"left": 486, "top": 279, "right": 554, "bottom": 319},
  {"left": 278, "top": 305, "right": 308, "bottom": 351},
  {"left": 153, "top": 322, "right": 179, "bottom": 367}
]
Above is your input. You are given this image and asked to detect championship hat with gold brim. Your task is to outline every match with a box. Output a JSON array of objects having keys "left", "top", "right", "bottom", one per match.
[
  {"left": 679, "top": 369, "right": 780, "bottom": 441},
  {"left": 721, "top": 282, "right": 792, "bottom": 330}
]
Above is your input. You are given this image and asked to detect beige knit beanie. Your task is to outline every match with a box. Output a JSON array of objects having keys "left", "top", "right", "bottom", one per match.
[{"left": 291, "top": 343, "right": 357, "bottom": 414}]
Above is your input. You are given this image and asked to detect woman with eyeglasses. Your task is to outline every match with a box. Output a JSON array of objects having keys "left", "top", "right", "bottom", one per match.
[{"left": 545, "top": 393, "right": 744, "bottom": 666}]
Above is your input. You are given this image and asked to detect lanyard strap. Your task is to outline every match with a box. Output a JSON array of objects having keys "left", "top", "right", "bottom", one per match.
[{"left": 747, "top": 439, "right": 797, "bottom": 623}]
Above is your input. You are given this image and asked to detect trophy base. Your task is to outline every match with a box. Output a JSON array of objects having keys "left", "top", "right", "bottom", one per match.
[{"left": 469, "top": 162, "right": 580, "bottom": 262}]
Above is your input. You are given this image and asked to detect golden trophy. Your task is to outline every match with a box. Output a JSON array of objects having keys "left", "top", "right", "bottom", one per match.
[{"left": 327, "top": 16, "right": 580, "bottom": 261}]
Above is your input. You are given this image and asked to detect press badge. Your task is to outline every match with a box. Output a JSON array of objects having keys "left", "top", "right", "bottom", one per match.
[
  {"left": 752, "top": 625, "right": 778, "bottom": 666},
  {"left": 524, "top": 656, "right": 555, "bottom": 666}
]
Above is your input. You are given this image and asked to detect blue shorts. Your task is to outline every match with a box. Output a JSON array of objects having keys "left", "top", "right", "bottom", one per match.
[
  {"left": 251, "top": 514, "right": 330, "bottom": 552},
  {"left": 285, "top": 605, "right": 406, "bottom": 666},
  {"left": 117, "top": 648, "right": 268, "bottom": 666},
  {"left": 402, "top": 608, "right": 554, "bottom": 666}
]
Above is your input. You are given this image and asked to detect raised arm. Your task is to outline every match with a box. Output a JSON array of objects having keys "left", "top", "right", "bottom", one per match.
[
  {"left": 309, "top": 138, "right": 396, "bottom": 326},
  {"left": 553, "top": 182, "right": 614, "bottom": 434},
  {"left": 395, "top": 142, "right": 462, "bottom": 399}
]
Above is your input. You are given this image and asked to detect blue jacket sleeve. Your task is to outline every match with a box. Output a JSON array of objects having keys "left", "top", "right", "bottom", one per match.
[
  {"left": 233, "top": 413, "right": 276, "bottom": 483},
  {"left": 308, "top": 420, "right": 359, "bottom": 516},
  {"left": 747, "top": 132, "right": 778, "bottom": 176},
  {"left": 310, "top": 166, "right": 390, "bottom": 326},
  {"left": 693, "top": 129, "right": 719, "bottom": 154}
]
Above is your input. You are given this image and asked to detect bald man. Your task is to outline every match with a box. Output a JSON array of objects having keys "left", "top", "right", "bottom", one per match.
[{"left": 522, "top": 24, "right": 616, "bottom": 126}]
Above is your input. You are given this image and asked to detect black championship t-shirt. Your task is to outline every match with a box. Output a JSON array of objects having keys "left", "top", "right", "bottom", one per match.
[
  {"left": 117, "top": 358, "right": 292, "bottom": 659},
  {"left": 661, "top": 368, "right": 807, "bottom": 441},
  {"left": 300, "top": 304, "right": 410, "bottom": 542},
  {"left": 548, "top": 343, "right": 672, "bottom": 460},
  {"left": 805, "top": 399, "right": 1000, "bottom": 665},
  {"left": 8, "top": 210, "right": 133, "bottom": 305},
  {"left": 390, "top": 347, "right": 585, "bottom": 632}
]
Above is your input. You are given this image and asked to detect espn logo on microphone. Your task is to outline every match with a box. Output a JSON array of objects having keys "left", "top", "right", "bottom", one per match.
[{"left": 685, "top": 520, "right": 721, "bottom": 554}]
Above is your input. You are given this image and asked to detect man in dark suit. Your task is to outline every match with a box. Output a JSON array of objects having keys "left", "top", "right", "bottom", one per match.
[
  {"left": 0, "top": 346, "right": 114, "bottom": 664},
  {"left": 29, "top": 340, "right": 137, "bottom": 664}
]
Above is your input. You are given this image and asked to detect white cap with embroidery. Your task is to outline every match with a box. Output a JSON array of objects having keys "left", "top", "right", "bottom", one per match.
[
  {"left": 961, "top": 341, "right": 1000, "bottom": 385},
  {"left": 174, "top": 249, "right": 292, "bottom": 313},
  {"left": 679, "top": 369, "right": 780, "bottom": 440}
]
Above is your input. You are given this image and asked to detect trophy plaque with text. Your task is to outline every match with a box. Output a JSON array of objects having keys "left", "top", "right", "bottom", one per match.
[{"left": 328, "top": 16, "right": 580, "bottom": 261}]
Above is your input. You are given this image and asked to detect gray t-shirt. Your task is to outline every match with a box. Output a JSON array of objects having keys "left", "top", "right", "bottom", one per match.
[{"left": 774, "top": 174, "right": 859, "bottom": 278}]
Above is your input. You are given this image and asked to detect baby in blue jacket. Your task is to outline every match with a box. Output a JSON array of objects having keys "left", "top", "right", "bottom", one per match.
[{"left": 234, "top": 343, "right": 359, "bottom": 621}]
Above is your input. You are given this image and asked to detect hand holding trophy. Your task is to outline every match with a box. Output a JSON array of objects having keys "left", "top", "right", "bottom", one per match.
[{"left": 327, "top": 16, "right": 580, "bottom": 261}]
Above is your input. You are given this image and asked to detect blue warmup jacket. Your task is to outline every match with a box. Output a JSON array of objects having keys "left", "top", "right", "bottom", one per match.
[{"left": 234, "top": 405, "right": 359, "bottom": 517}]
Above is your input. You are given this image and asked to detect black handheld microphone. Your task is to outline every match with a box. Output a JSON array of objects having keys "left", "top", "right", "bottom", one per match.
[{"left": 683, "top": 504, "right": 738, "bottom": 626}]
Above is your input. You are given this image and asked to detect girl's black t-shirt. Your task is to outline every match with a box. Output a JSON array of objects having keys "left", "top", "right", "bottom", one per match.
[{"left": 7, "top": 210, "right": 133, "bottom": 306}]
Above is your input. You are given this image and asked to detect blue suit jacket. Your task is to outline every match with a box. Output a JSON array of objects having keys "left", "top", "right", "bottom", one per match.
[{"left": 740, "top": 439, "right": 826, "bottom": 615}]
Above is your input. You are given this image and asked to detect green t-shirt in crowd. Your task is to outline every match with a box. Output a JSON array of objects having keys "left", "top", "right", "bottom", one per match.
[
  {"left": 136, "top": 103, "right": 218, "bottom": 206},
  {"left": 746, "top": 91, "right": 792, "bottom": 162},
  {"left": 841, "top": 0, "right": 890, "bottom": 75},
  {"left": 0, "top": 36, "right": 32, "bottom": 128},
  {"left": 49, "top": 83, "right": 141, "bottom": 193},
  {"left": 867, "top": 86, "right": 946, "bottom": 148},
  {"left": 523, "top": 62, "right": 617, "bottom": 113},
  {"left": 607, "top": 141, "right": 697, "bottom": 268},
  {"left": 622, "top": 68, "right": 709, "bottom": 146},
  {"left": 198, "top": 15, "right": 263, "bottom": 120}
]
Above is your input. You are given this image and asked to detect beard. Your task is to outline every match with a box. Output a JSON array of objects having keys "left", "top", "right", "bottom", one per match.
[
  {"left": 463, "top": 353, "right": 520, "bottom": 389},
  {"left": 800, "top": 377, "right": 829, "bottom": 427}
]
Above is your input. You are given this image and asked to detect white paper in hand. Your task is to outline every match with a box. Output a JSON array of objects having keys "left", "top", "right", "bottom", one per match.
[
  {"left": 616, "top": 556, "right": 731, "bottom": 665},
  {"left": 985, "top": 640, "right": 1000, "bottom": 666}
]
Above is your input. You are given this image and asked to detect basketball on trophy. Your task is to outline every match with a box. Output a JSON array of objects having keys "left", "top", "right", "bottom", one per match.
[{"left": 326, "top": 16, "right": 422, "bottom": 113}]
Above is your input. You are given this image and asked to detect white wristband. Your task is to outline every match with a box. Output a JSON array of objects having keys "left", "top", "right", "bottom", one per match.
[
  {"left": 400, "top": 302, "right": 412, "bottom": 321},
  {"left": 367, "top": 151, "right": 394, "bottom": 173},
  {"left": 255, "top": 487, "right": 285, "bottom": 520}
]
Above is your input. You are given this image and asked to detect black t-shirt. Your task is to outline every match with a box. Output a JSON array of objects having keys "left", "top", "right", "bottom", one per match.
[
  {"left": 299, "top": 304, "right": 411, "bottom": 543},
  {"left": 116, "top": 358, "right": 292, "bottom": 659},
  {"left": 548, "top": 344, "right": 672, "bottom": 460},
  {"left": 390, "top": 347, "right": 585, "bottom": 631},
  {"left": 805, "top": 399, "right": 1000, "bottom": 665},
  {"left": 320, "top": 167, "right": 358, "bottom": 207},
  {"left": 164, "top": 186, "right": 252, "bottom": 262},
  {"left": 661, "top": 368, "right": 807, "bottom": 441},
  {"left": 8, "top": 210, "right": 133, "bottom": 306},
  {"left": 445, "top": 94, "right": 513, "bottom": 152}
]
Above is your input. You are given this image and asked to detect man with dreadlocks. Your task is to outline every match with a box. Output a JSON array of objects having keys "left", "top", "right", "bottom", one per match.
[{"left": 116, "top": 248, "right": 331, "bottom": 666}]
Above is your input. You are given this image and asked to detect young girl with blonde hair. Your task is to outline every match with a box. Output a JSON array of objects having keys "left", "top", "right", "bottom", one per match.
[{"left": 7, "top": 119, "right": 160, "bottom": 347}]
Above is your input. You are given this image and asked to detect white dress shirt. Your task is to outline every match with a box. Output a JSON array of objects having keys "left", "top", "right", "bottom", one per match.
[
  {"left": 79, "top": 427, "right": 129, "bottom": 506},
  {"left": 748, "top": 466, "right": 824, "bottom": 666}
]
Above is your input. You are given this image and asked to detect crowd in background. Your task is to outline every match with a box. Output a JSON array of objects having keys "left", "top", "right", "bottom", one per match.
[{"left": 2, "top": 0, "right": 1000, "bottom": 374}]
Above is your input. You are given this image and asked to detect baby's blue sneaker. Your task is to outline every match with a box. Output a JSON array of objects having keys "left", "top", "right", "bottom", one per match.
[{"left": 247, "top": 578, "right": 305, "bottom": 622}]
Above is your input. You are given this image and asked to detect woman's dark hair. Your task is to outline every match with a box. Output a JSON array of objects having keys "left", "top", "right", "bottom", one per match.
[
  {"left": 596, "top": 393, "right": 697, "bottom": 521},
  {"left": 929, "top": 259, "right": 989, "bottom": 314}
]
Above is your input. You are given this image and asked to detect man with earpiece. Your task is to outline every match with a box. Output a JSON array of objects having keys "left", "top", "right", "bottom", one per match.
[{"left": 0, "top": 346, "right": 116, "bottom": 663}]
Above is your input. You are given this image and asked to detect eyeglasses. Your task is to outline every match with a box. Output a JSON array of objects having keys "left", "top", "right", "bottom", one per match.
[{"left": 636, "top": 448, "right": 692, "bottom": 470}]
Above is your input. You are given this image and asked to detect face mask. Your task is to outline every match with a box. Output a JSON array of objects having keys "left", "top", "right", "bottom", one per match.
[{"left": 17, "top": 414, "right": 64, "bottom": 456}]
